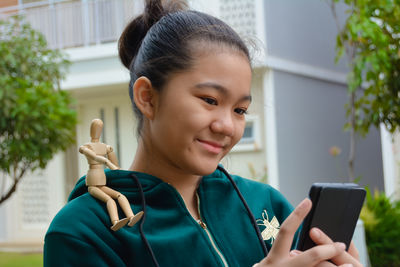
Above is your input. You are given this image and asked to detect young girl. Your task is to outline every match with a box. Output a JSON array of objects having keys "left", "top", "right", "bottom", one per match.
[{"left": 44, "top": 1, "right": 361, "bottom": 266}]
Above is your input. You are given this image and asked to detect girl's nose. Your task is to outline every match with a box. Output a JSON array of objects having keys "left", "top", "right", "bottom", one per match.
[{"left": 210, "top": 112, "right": 234, "bottom": 137}]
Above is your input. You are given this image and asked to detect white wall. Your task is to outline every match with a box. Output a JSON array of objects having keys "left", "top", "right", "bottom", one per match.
[{"left": 1, "top": 153, "right": 65, "bottom": 250}]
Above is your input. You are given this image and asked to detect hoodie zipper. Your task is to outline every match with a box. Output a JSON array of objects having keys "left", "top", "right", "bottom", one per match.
[
  {"left": 166, "top": 184, "right": 228, "bottom": 266},
  {"left": 196, "top": 193, "right": 229, "bottom": 267}
]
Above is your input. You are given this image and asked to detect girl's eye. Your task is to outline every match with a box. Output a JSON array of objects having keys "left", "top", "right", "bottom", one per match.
[
  {"left": 201, "top": 97, "right": 217, "bottom": 105},
  {"left": 234, "top": 108, "right": 247, "bottom": 115}
]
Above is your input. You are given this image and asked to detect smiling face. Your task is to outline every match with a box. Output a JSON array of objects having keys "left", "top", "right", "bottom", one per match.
[{"left": 139, "top": 48, "right": 252, "bottom": 177}]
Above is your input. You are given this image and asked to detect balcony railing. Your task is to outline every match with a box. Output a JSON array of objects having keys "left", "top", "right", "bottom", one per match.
[{"left": 0, "top": 0, "right": 142, "bottom": 49}]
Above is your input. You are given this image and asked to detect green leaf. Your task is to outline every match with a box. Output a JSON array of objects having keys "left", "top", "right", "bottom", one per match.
[{"left": 333, "top": 0, "right": 400, "bottom": 137}]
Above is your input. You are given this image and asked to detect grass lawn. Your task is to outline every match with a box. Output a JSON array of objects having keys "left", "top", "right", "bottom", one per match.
[{"left": 0, "top": 252, "right": 43, "bottom": 267}]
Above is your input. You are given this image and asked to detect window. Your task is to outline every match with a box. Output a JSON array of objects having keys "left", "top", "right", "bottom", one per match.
[
  {"left": 232, "top": 114, "right": 261, "bottom": 152},
  {"left": 240, "top": 121, "right": 254, "bottom": 144}
]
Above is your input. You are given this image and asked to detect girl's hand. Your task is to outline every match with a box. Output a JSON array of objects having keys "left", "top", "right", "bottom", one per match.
[
  {"left": 253, "top": 198, "right": 351, "bottom": 267},
  {"left": 308, "top": 227, "right": 363, "bottom": 266}
]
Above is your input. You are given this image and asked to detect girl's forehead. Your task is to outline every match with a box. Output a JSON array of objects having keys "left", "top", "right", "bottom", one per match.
[
  {"left": 189, "top": 40, "right": 250, "bottom": 61},
  {"left": 161, "top": 51, "right": 252, "bottom": 96},
  {"left": 170, "top": 49, "right": 250, "bottom": 76}
]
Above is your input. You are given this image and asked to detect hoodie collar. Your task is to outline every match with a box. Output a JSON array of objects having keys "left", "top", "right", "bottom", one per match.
[{"left": 68, "top": 167, "right": 225, "bottom": 202}]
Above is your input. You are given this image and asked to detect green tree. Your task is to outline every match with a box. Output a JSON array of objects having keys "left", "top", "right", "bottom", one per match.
[
  {"left": 330, "top": 0, "right": 400, "bottom": 180},
  {"left": 0, "top": 16, "right": 77, "bottom": 204}
]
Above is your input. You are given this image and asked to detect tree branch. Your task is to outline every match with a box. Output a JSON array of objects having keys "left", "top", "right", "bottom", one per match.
[
  {"left": 330, "top": 0, "right": 354, "bottom": 65},
  {"left": 348, "top": 90, "right": 356, "bottom": 181},
  {"left": 0, "top": 164, "right": 28, "bottom": 205}
]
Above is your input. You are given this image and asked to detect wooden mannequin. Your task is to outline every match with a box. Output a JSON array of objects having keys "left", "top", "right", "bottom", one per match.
[{"left": 79, "top": 119, "right": 143, "bottom": 231}]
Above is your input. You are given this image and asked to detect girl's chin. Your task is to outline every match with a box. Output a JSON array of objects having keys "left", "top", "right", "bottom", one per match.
[{"left": 190, "top": 162, "right": 220, "bottom": 176}]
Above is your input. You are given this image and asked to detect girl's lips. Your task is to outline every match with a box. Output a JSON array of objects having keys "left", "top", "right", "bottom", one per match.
[{"left": 197, "top": 139, "right": 223, "bottom": 154}]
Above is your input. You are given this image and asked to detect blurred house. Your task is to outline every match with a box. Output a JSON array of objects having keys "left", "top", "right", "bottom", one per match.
[{"left": 0, "top": 0, "right": 391, "bottom": 251}]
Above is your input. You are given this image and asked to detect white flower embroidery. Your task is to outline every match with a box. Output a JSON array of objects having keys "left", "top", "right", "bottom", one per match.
[{"left": 257, "top": 210, "right": 280, "bottom": 244}]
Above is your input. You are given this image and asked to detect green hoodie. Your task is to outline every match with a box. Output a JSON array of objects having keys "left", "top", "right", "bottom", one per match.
[{"left": 44, "top": 168, "right": 295, "bottom": 266}]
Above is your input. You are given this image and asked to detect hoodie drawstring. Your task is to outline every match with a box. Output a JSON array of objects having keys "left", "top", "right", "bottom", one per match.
[
  {"left": 130, "top": 173, "right": 160, "bottom": 267},
  {"left": 217, "top": 165, "right": 269, "bottom": 256},
  {"left": 130, "top": 166, "right": 269, "bottom": 267}
]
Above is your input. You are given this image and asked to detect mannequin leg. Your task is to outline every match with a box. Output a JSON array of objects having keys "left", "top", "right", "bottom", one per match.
[
  {"left": 102, "top": 186, "right": 144, "bottom": 227},
  {"left": 88, "top": 186, "right": 128, "bottom": 231}
]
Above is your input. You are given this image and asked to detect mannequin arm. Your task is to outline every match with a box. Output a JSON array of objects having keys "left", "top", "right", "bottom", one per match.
[
  {"left": 79, "top": 146, "right": 118, "bottom": 170},
  {"left": 104, "top": 160, "right": 119, "bottom": 170},
  {"left": 79, "top": 146, "right": 98, "bottom": 160},
  {"left": 106, "top": 145, "right": 120, "bottom": 169}
]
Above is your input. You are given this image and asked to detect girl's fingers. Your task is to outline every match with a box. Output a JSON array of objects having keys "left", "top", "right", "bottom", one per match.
[
  {"left": 289, "top": 245, "right": 352, "bottom": 267},
  {"left": 315, "top": 262, "right": 338, "bottom": 267},
  {"left": 289, "top": 250, "right": 301, "bottom": 257},
  {"left": 316, "top": 263, "right": 353, "bottom": 267},
  {"left": 348, "top": 241, "right": 360, "bottom": 261},
  {"left": 268, "top": 198, "right": 312, "bottom": 258},
  {"left": 309, "top": 227, "right": 334, "bottom": 246},
  {"left": 310, "top": 228, "right": 362, "bottom": 267},
  {"left": 293, "top": 242, "right": 346, "bottom": 266}
]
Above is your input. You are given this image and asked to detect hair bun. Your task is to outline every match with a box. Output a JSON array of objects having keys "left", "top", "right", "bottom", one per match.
[{"left": 118, "top": 0, "right": 187, "bottom": 69}]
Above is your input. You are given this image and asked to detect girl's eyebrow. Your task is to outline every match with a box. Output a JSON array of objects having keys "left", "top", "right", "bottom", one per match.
[{"left": 194, "top": 82, "right": 252, "bottom": 102}]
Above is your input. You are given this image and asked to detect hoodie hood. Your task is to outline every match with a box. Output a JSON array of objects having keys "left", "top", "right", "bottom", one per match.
[{"left": 68, "top": 168, "right": 226, "bottom": 202}]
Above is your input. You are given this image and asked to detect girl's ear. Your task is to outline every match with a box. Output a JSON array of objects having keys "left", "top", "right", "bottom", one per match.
[{"left": 132, "top": 76, "right": 157, "bottom": 120}]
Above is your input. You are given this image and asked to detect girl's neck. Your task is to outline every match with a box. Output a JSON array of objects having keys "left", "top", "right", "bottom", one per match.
[{"left": 129, "top": 139, "right": 202, "bottom": 220}]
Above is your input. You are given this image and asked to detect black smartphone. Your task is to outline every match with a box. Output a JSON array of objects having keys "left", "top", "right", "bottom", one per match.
[{"left": 296, "top": 183, "right": 366, "bottom": 251}]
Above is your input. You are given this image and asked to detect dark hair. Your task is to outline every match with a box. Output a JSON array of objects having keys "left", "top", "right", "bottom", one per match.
[{"left": 118, "top": 0, "right": 250, "bottom": 136}]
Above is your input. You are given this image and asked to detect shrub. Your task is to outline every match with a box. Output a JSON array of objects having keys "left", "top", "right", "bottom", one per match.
[{"left": 360, "top": 188, "right": 400, "bottom": 266}]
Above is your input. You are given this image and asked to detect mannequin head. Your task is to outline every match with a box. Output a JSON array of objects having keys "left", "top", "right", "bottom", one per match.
[{"left": 90, "top": 119, "right": 103, "bottom": 142}]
